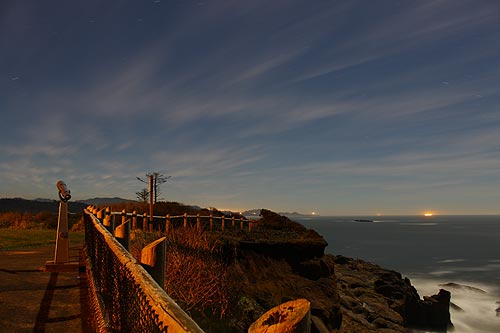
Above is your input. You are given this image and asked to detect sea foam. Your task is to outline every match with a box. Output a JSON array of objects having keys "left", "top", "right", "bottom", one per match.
[{"left": 410, "top": 277, "right": 499, "bottom": 333}]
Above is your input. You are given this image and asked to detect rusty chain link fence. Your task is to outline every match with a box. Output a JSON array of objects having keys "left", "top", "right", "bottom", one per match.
[{"left": 83, "top": 209, "right": 204, "bottom": 333}]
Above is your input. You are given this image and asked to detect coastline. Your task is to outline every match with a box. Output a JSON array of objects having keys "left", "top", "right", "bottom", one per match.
[
  {"left": 229, "top": 210, "right": 455, "bottom": 332},
  {"left": 294, "top": 214, "right": 500, "bottom": 333}
]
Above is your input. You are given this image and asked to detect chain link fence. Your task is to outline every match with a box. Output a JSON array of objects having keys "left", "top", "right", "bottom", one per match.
[{"left": 83, "top": 209, "right": 204, "bottom": 333}]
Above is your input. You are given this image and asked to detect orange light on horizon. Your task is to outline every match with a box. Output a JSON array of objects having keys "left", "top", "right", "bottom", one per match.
[{"left": 424, "top": 212, "right": 434, "bottom": 217}]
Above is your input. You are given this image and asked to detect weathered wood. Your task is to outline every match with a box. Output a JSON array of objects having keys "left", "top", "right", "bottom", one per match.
[
  {"left": 96, "top": 208, "right": 104, "bottom": 220},
  {"left": 85, "top": 211, "right": 204, "bottom": 333},
  {"left": 221, "top": 216, "right": 225, "bottom": 232},
  {"left": 240, "top": 217, "right": 244, "bottom": 230},
  {"left": 103, "top": 215, "right": 111, "bottom": 227},
  {"left": 142, "top": 212, "right": 147, "bottom": 230},
  {"left": 165, "top": 214, "right": 170, "bottom": 233},
  {"left": 196, "top": 214, "right": 200, "bottom": 229},
  {"left": 132, "top": 210, "right": 137, "bottom": 230},
  {"left": 54, "top": 200, "right": 69, "bottom": 263},
  {"left": 248, "top": 299, "right": 311, "bottom": 333},
  {"left": 115, "top": 220, "right": 131, "bottom": 251},
  {"left": 103, "top": 214, "right": 114, "bottom": 234},
  {"left": 141, "top": 237, "right": 167, "bottom": 288},
  {"left": 210, "top": 214, "right": 213, "bottom": 231},
  {"left": 121, "top": 209, "right": 126, "bottom": 225},
  {"left": 183, "top": 213, "right": 187, "bottom": 229},
  {"left": 232, "top": 216, "right": 235, "bottom": 227}
]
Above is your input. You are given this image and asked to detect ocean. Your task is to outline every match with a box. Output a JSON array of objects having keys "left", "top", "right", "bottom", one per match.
[{"left": 295, "top": 215, "right": 500, "bottom": 333}]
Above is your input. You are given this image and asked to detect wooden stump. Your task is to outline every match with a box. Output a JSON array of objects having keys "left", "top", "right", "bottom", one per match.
[{"left": 248, "top": 299, "right": 311, "bottom": 333}]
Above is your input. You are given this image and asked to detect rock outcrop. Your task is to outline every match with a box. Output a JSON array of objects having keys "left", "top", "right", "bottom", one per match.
[
  {"left": 237, "top": 209, "right": 328, "bottom": 263},
  {"left": 334, "top": 255, "right": 453, "bottom": 333},
  {"left": 235, "top": 210, "right": 454, "bottom": 333},
  {"left": 439, "top": 282, "right": 486, "bottom": 294}
]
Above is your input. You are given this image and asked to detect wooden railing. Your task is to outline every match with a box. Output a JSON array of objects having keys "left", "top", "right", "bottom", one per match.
[
  {"left": 83, "top": 207, "right": 205, "bottom": 333},
  {"left": 87, "top": 206, "right": 257, "bottom": 234}
]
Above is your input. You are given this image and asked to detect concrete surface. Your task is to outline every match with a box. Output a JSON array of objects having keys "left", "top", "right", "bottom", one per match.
[{"left": 0, "top": 244, "right": 92, "bottom": 332}]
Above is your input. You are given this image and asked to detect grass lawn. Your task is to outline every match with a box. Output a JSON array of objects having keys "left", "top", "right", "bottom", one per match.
[{"left": 0, "top": 229, "right": 85, "bottom": 250}]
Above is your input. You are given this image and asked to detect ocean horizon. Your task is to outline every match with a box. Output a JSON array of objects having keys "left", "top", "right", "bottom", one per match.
[{"left": 295, "top": 215, "right": 500, "bottom": 333}]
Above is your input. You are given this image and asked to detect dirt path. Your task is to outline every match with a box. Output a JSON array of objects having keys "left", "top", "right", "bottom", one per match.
[{"left": 0, "top": 244, "right": 92, "bottom": 332}]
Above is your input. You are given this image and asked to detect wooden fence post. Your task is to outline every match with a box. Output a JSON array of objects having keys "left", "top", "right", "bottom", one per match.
[
  {"left": 196, "top": 214, "right": 200, "bottom": 229},
  {"left": 96, "top": 208, "right": 103, "bottom": 221},
  {"left": 165, "top": 214, "right": 170, "bottom": 234},
  {"left": 232, "top": 216, "right": 235, "bottom": 228},
  {"left": 183, "top": 213, "right": 187, "bottom": 229},
  {"left": 132, "top": 210, "right": 137, "bottom": 230},
  {"left": 142, "top": 213, "right": 147, "bottom": 231},
  {"left": 240, "top": 217, "right": 244, "bottom": 230},
  {"left": 210, "top": 214, "right": 213, "bottom": 231},
  {"left": 103, "top": 214, "right": 114, "bottom": 233},
  {"left": 121, "top": 209, "right": 126, "bottom": 225},
  {"left": 115, "top": 220, "right": 131, "bottom": 251},
  {"left": 221, "top": 216, "right": 225, "bottom": 232},
  {"left": 141, "top": 237, "right": 167, "bottom": 289}
]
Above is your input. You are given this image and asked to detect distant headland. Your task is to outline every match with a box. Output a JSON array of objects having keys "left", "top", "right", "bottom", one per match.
[{"left": 242, "top": 209, "right": 318, "bottom": 218}]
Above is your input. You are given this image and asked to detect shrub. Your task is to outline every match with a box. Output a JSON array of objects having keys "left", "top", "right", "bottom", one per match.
[{"left": 130, "top": 226, "right": 237, "bottom": 324}]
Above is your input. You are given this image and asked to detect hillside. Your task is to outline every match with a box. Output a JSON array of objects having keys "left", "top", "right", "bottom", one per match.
[
  {"left": 77, "top": 197, "right": 135, "bottom": 205},
  {"left": 0, "top": 198, "right": 87, "bottom": 214}
]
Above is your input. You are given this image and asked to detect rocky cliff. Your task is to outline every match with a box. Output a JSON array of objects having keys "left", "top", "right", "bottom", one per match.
[{"left": 228, "top": 210, "right": 453, "bottom": 333}]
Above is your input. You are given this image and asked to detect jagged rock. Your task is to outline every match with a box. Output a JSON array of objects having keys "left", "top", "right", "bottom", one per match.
[
  {"left": 233, "top": 250, "right": 342, "bottom": 332},
  {"left": 296, "top": 258, "right": 331, "bottom": 280},
  {"left": 311, "top": 315, "right": 329, "bottom": 333},
  {"left": 418, "top": 289, "right": 453, "bottom": 332},
  {"left": 213, "top": 210, "right": 453, "bottom": 333},
  {"left": 333, "top": 255, "right": 453, "bottom": 333}
]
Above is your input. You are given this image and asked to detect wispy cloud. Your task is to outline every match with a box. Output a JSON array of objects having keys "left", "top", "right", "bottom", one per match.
[
  {"left": 152, "top": 144, "right": 265, "bottom": 179},
  {"left": 2, "top": 0, "right": 500, "bottom": 213}
]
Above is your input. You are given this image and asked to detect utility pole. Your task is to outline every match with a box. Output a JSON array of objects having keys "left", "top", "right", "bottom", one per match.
[{"left": 149, "top": 174, "right": 154, "bottom": 222}]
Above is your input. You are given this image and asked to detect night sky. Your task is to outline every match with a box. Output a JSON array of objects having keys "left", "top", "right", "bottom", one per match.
[{"left": 1, "top": 0, "right": 500, "bottom": 215}]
